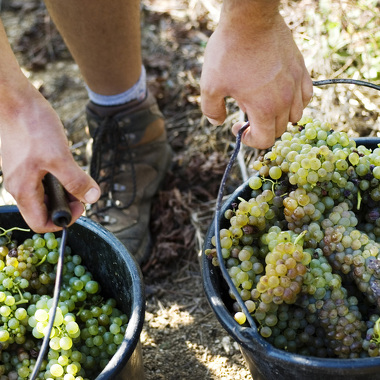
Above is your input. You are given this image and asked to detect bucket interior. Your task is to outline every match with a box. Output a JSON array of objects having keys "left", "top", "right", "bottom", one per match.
[
  {"left": 202, "top": 138, "right": 380, "bottom": 380},
  {"left": 0, "top": 205, "right": 145, "bottom": 380}
]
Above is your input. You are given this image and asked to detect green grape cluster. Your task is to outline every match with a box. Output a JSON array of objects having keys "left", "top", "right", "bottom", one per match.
[
  {"left": 363, "top": 314, "right": 380, "bottom": 356},
  {"left": 206, "top": 116, "right": 380, "bottom": 359},
  {"left": 255, "top": 229, "right": 310, "bottom": 305},
  {"left": 320, "top": 203, "right": 380, "bottom": 306},
  {"left": 302, "top": 249, "right": 366, "bottom": 358},
  {"left": 283, "top": 188, "right": 322, "bottom": 229},
  {"left": 0, "top": 230, "right": 129, "bottom": 379}
]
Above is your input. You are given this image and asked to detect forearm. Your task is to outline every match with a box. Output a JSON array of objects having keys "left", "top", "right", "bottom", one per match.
[
  {"left": 0, "top": 18, "right": 71, "bottom": 185},
  {"left": 0, "top": 20, "right": 33, "bottom": 129}
]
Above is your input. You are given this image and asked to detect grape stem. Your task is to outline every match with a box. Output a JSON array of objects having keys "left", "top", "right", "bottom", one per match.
[
  {"left": 0, "top": 227, "right": 30, "bottom": 244},
  {"left": 294, "top": 230, "right": 307, "bottom": 246},
  {"left": 35, "top": 254, "right": 47, "bottom": 267},
  {"left": 263, "top": 177, "right": 277, "bottom": 193},
  {"left": 357, "top": 189, "right": 362, "bottom": 210},
  {"left": 14, "top": 284, "right": 28, "bottom": 305},
  {"left": 14, "top": 298, "right": 28, "bottom": 306},
  {"left": 76, "top": 302, "right": 92, "bottom": 317}
]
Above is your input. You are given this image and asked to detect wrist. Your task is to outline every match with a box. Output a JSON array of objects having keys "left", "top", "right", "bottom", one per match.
[
  {"left": 220, "top": 0, "right": 281, "bottom": 28},
  {"left": 0, "top": 78, "right": 36, "bottom": 128}
]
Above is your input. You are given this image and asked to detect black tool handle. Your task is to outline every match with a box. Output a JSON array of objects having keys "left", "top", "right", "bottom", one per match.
[{"left": 43, "top": 173, "right": 72, "bottom": 227}]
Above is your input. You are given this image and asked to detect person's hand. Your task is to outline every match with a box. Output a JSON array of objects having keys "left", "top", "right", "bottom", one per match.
[
  {"left": 200, "top": 0, "right": 313, "bottom": 149},
  {"left": 0, "top": 82, "right": 100, "bottom": 233}
]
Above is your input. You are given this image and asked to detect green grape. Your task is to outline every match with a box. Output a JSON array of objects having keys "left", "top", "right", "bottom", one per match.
[
  {"left": 60, "top": 336, "right": 73, "bottom": 350},
  {"left": 109, "top": 323, "right": 120, "bottom": 335},
  {"left": 234, "top": 312, "right": 247, "bottom": 325},
  {"left": 0, "top": 329, "right": 10, "bottom": 342},
  {"left": 249, "top": 176, "right": 262, "bottom": 190},
  {"left": 269, "top": 166, "right": 282, "bottom": 180},
  {"left": 50, "top": 363, "right": 64, "bottom": 377}
]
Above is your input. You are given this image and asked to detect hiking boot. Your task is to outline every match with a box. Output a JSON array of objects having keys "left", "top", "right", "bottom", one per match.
[{"left": 85, "top": 92, "right": 172, "bottom": 264}]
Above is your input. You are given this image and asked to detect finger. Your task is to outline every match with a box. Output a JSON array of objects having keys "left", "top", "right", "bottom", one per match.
[
  {"left": 275, "top": 112, "right": 290, "bottom": 139},
  {"left": 67, "top": 200, "right": 85, "bottom": 227},
  {"left": 246, "top": 105, "right": 277, "bottom": 149},
  {"left": 302, "top": 71, "right": 314, "bottom": 107},
  {"left": 246, "top": 121, "right": 276, "bottom": 149},
  {"left": 65, "top": 193, "right": 85, "bottom": 226},
  {"left": 16, "top": 176, "right": 86, "bottom": 233},
  {"left": 18, "top": 200, "right": 84, "bottom": 233},
  {"left": 289, "top": 88, "right": 304, "bottom": 124},
  {"left": 15, "top": 178, "right": 61, "bottom": 233},
  {"left": 231, "top": 121, "right": 247, "bottom": 137},
  {"left": 50, "top": 159, "right": 100, "bottom": 205},
  {"left": 200, "top": 89, "right": 227, "bottom": 126},
  {"left": 232, "top": 115, "right": 276, "bottom": 150}
]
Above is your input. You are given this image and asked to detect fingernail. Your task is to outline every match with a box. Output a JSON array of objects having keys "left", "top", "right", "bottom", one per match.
[
  {"left": 207, "top": 118, "right": 220, "bottom": 126},
  {"left": 84, "top": 187, "right": 100, "bottom": 203}
]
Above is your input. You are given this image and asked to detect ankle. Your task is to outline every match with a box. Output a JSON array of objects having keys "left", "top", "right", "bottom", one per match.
[
  {"left": 86, "top": 92, "right": 166, "bottom": 146},
  {"left": 86, "top": 97, "right": 144, "bottom": 118}
]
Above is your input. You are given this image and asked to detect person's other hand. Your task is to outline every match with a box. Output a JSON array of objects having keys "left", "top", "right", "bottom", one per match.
[
  {"left": 0, "top": 82, "right": 100, "bottom": 232},
  {"left": 200, "top": 1, "right": 313, "bottom": 149}
]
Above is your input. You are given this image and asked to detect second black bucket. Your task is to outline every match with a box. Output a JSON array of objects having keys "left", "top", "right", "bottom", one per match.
[
  {"left": 0, "top": 205, "right": 145, "bottom": 380},
  {"left": 201, "top": 138, "right": 380, "bottom": 380}
]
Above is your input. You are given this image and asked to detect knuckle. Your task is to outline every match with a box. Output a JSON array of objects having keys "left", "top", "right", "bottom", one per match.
[
  {"left": 63, "top": 182, "right": 84, "bottom": 196},
  {"left": 63, "top": 177, "right": 88, "bottom": 196},
  {"left": 281, "top": 90, "right": 294, "bottom": 107}
]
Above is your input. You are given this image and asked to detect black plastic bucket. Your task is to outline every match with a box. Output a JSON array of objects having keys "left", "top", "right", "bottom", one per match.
[
  {"left": 0, "top": 205, "right": 145, "bottom": 380},
  {"left": 201, "top": 138, "right": 380, "bottom": 380}
]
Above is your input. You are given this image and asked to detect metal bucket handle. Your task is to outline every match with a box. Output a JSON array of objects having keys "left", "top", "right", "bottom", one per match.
[{"left": 213, "top": 77, "right": 380, "bottom": 339}]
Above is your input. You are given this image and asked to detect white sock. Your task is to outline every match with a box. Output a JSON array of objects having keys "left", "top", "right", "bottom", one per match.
[{"left": 86, "top": 65, "right": 147, "bottom": 106}]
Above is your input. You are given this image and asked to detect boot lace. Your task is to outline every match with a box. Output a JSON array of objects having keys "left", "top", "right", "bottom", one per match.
[{"left": 87, "top": 116, "right": 137, "bottom": 221}]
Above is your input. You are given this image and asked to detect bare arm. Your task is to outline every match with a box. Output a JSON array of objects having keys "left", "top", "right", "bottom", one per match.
[
  {"left": 0, "top": 20, "right": 100, "bottom": 232},
  {"left": 200, "top": 0, "right": 313, "bottom": 149}
]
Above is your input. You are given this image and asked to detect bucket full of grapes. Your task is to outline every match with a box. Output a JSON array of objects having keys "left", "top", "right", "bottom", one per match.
[
  {"left": 202, "top": 112, "right": 380, "bottom": 380},
  {"left": 0, "top": 205, "right": 145, "bottom": 380}
]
